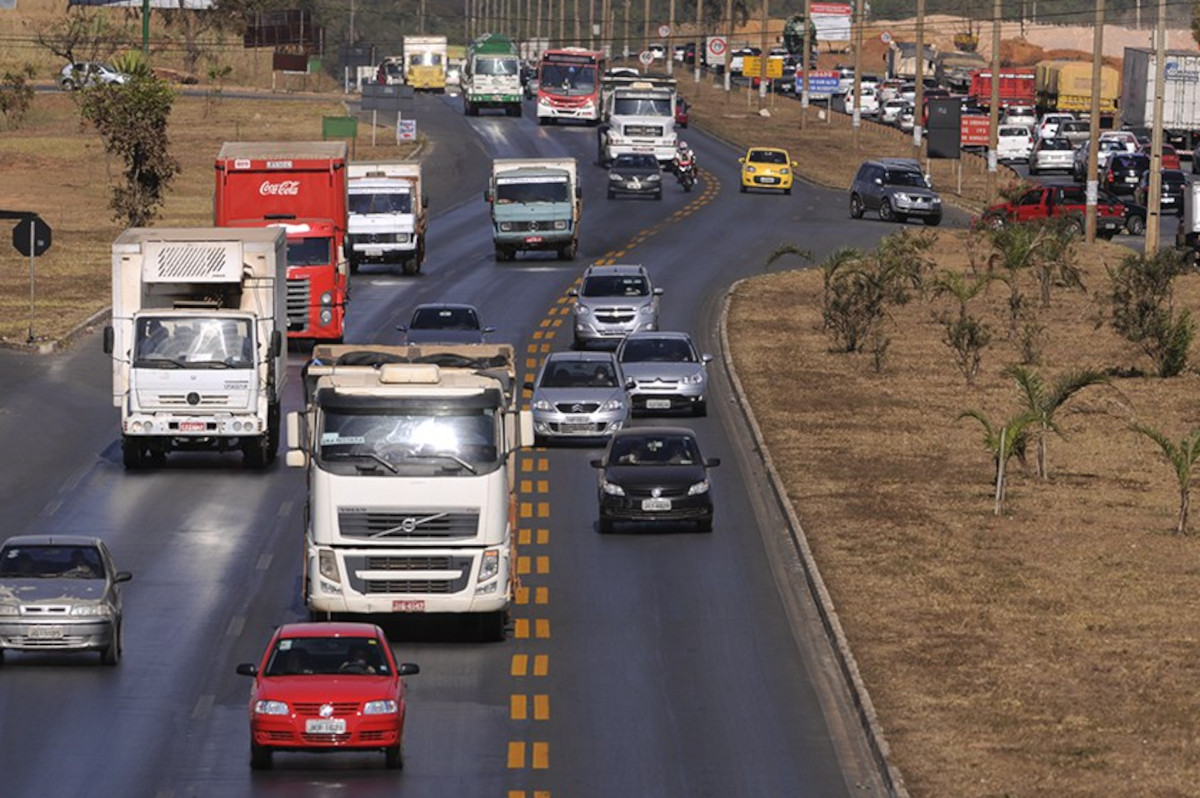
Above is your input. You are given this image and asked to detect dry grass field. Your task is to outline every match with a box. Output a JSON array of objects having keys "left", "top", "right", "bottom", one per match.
[{"left": 695, "top": 79, "right": 1200, "bottom": 797}]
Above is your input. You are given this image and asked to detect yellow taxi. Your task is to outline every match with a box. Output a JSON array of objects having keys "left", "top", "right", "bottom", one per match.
[{"left": 738, "top": 147, "right": 798, "bottom": 194}]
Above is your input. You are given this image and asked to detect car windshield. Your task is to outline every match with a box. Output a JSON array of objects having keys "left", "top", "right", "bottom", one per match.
[
  {"left": 0, "top": 545, "right": 104, "bottom": 579},
  {"left": 613, "top": 155, "right": 658, "bottom": 170},
  {"left": 409, "top": 52, "right": 443, "bottom": 66},
  {"left": 884, "top": 169, "right": 926, "bottom": 187},
  {"left": 609, "top": 434, "right": 700, "bottom": 465},
  {"left": 540, "top": 359, "right": 618, "bottom": 388},
  {"left": 621, "top": 337, "right": 695, "bottom": 363},
  {"left": 134, "top": 315, "right": 254, "bottom": 368},
  {"left": 410, "top": 307, "right": 479, "bottom": 330},
  {"left": 748, "top": 150, "right": 787, "bottom": 164},
  {"left": 495, "top": 178, "right": 570, "bottom": 203},
  {"left": 318, "top": 407, "right": 500, "bottom": 475},
  {"left": 582, "top": 274, "right": 649, "bottom": 297},
  {"left": 349, "top": 192, "right": 412, "bottom": 214},
  {"left": 265, "top": 636, "right": 391, "bottom": 676}
]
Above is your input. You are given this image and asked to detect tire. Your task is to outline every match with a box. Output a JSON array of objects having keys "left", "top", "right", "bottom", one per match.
[
  {"left": 533, "top": 433, "right": 548, "bottom": 448},
  {"left": 250, "top": 743, "right": 273, "bottom": 770},
  {"left": 243, "top": 436, "right": 270, "bottom": 469},
  {"left": 402, "top": 258, "right": 418, "bottom": 276},
  {"left": 598, "top": 516, "right": 614, "bottom": 534},
  {"left": 1127, "top": 214, "right": 1146, "bottom": 236},
  {"left": 1029, "top": 164, "right": 1039, "bottom": 176},
  {"left": 477, "top": 610, "right": 507, "bottom": 642},
  {"left": 561, "top": 241, "right": 577, "bottom": 260},
  {"left": 739, "top": 183, "right": 747, "bottom": 193},
  {"left": 1068, "top": 218, "right": 1084, "bottom": 237},
  {"left": 784, "top": 186, "right": 792, "bottom": 195},
  {"left": 655, "top": 190, "right": 662, "bottom": 201},
  {"left": 385, "top": 743, "right": 405, "bottom": 769},
  {"left": 879, "top": 199, "right": 896, "bottom": 222},
  {"left": 266, "top": 403, "right": 280, "bottom": 465},
  {"left": 849, "top": 194, "right": 865, "bottom": 219},
  {"left": 100, "top": 623, "right": 121, "bottom": 666},
  {"left": 122, "top": 437, "right": 146, "bottom": 470},
  {"left": 348, "top": 257, "right": 360, "bottom": 275},
  {"left": 495, "top": 246, "right": 509, "bottom": 262},
  {"left": 924, "top": 214, "right": 942, "bottom": 227},
  {"left": 692, "top": 399, "right": 707, "bottom": 417}
]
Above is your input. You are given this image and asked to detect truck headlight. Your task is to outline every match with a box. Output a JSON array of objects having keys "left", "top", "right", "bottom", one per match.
[
  {"left": 499, "top": 222, "right": 512, "bottom": 232},
  {"left": 0, "top": 604, "right": 19, "bottom": 616},
  {"left": 553, "top": 220, "right": 567, "bottom": 230},
  {"left": 478, "top": 549, "right": 500, "bottom": 583},
  {"left": 320, "top": 292, "right": 333, "bottom": 305},
  {"left": 320, "top": 309, "right": 333, "bottom": 325},
  {"left": 318, "top": 549, "right": 341, "bottom": 584}
]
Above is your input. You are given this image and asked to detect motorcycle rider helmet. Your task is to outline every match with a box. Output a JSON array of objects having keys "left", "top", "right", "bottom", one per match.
[{"left": 677, "top": 141, "right": 689, "bottom": 152}]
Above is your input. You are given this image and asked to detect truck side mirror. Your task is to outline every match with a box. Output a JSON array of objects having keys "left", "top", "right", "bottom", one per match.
[
  {"left": 103, "top": 325, "right": 114, "bottom": 355},
  {"left": 423, "top": 194, "right": 430, "bottom": 209},
  {"left": 269, "top": 330, "right": 283, "bottom": 358},
  {"left": 576, "top": 186, "right": 582, "bottom": 199},
  {"left": 485, "top": 190, "right": 493, "bottom": 203},
  {"left": 286, "top": 411, "right": 303, "bottom": 451}
]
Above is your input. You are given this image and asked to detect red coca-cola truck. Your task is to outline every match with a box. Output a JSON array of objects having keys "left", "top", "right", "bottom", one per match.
[
  {"left": 215, "top": 141, "right": 349, "bottom": 342},
  {"left": 967, "top": 68, "right": 1036, "bottom": 109}
]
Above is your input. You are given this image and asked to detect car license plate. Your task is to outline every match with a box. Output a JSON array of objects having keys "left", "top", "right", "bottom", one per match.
[
  {"left": 561, "top": 423, "right": 593, "bottom": 433},
  {"left": 393, "top": 599, "right": 425, "bottom": 612},
  {"left": 1124, "top": 176, "right": 1137, "bottom": 183},
  {"left": 646, "top": 398, "right": 672, "bottom": 410},
  {"left": 525, "top": 235, "right": 544, "bottom": 243},
  {"left": 305, "top": 719, "right": 347, "bottom": 734},
  {"left": 180, "top": 421, "right": 205, "bottom": 432},
  {"left": 29, "top": 625, "right": 63, "bottom": 640},
  {"left": 641, "top": 497, "right": 672, "bottom": 511},
  {"left": 760, "top": 176, "right": 778, "bottom": 184}
]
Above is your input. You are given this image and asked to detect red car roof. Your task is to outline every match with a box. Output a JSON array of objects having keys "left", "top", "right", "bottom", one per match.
[{"left": 277, "top": 621, "right": 382, "bottom": 639}]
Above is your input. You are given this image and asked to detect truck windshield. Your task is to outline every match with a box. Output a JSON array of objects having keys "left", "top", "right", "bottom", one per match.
[
  {"left": 318, "top": 408, "right": 501, "bottom": 476},
  {"left": 349, "top": 192, "right": 412, "bottom": 214},
  {"left": 287, "top": 237, "right": 333, "bottom": 267},
  {"left": 409, "top": 53, "right": 443, "bottom": 66},
  {"left": 495, "top": 178, "right": 569, "bottom": 203},
  {"left": 540, "top": 64, "right": 596, "bottom": 95},
  {"left": 476, "top": 56, "right": 519, "bottom": 76},
  {"left": 612, "top": 97, "right": 671, "bottom": 116},
  {"left": 134, "top": 316, "right": 254, "bottom": 368}
]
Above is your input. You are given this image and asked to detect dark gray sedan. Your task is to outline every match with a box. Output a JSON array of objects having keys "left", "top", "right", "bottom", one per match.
[
  {"left": 0, "top": 535, "right": 132, "bottom": 665},
  {"left": 396, "top": 303, "right": 495, "bottom": 344},
  {"left": 607, "top": 154, "right": 663, "bottom": 200}
]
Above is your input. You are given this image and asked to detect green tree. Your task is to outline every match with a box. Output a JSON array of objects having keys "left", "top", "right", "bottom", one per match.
[
  {"left": 764, "top": 243, "right": 812, "bottom": 273},
  {"left": 0, "top": 65, "right": 36, "bottom": 129},
  {"left": 959, "top": 409, "right": 1036, "bottom": 516},
  {"left": 1130, "top": 423, "right": 1200, "bottom": 534},
  {"left": 1007, "top": 365, "right": 1108, "bottom": 480},
  {"left": 1107, "top": 249, "right": 1195, "bottom": 377},
  {"left": 79, "top": 70, "right": 181, "bottom": 228},
  {"left": 933, "top": 270, "right": 994, "bottom": 385}
]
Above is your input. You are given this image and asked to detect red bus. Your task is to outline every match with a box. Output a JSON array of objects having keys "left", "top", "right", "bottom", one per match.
[{"left": 536, "top": 48, "right": 607, "bottom": 124}]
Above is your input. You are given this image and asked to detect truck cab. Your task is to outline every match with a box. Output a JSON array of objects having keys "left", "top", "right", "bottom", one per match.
[
  {"left": 487, "top": 159, "right": 580, "bottom": 261},
  {"left": 346, "top": 163, "right": 427, "bottom": 276},
  {"left": 598, "top": 76, "right": 678, "bottom": 166}
]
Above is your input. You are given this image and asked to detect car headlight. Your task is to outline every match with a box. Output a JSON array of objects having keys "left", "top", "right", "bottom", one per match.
[
  {"left": 363, "top": 699, "right": 399, "bottom": 715},
  {"left": 931, "top": 197, "right": 942, "bottom": 204},
  {"left": 681, "top": 371, "right": 705, "bottom": 384},
  {"left": 639, "top": 305, "right": 655, "bottom": 315},
  {"left": 532, "top": 398, "right": 553, "bottom": 411},
  {"left": 318, "top": 549, "right": 341, "bottom": 584},
  {"left": 609, "top": 173, "right": 624, "bottom": 182},
  {"left": 779, "top": 168, "right": 790, "bottom": 175},
  {"left": 573, "top": 304, "right": 590, "bottom": 316},
  {"left": 602, "top": 398, "right": 626, "bottom": 411},
  {"left": 601, "top": 479, "right": 625, "bottom": 496},
  {"left": 70, "top": 604, "right": 114, "bottom": 617},
  {"left": 478, "top": 548, "right": 500, "bottom": 582},
  {"left": 893, "top": 192, "right": 911, "bottom": 203},
  {"left": 744, "top": 165, "right": 756, "bottom": 174},
  {"left": 0, "top": 604, "right": 18, "bottom": 616},
  {"left": 646, "top": 175, "right": 661, "bottom": 182},
  {"left": 687, "top": 478, "right": 710, "bottom": 496},
  {"left": 255, "top": 700, "right": 290, "bottom": 716}
]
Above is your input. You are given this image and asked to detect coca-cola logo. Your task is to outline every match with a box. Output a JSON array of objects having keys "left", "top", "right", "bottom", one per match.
[{"left": 259, "top": 180, "right": 300, "bottom": 196}]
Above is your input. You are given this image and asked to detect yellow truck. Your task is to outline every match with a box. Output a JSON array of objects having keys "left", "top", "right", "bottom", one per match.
[
  {"left": 1035, "top": 59, "right": 1119, "bottom": 116},
  {"left": 404, "top": 35, "right": 448, "bottom": 93}
]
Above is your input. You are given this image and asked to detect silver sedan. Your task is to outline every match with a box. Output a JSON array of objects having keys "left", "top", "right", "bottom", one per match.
[
  {"left": 525, "top": 351, "right": 630, "bottom": 445},
  {"left": 0, "top": 535, "right": 132, "bottom": 665},
  {"left": 617, "top": 331, "right": 711, "bottom": 416}
]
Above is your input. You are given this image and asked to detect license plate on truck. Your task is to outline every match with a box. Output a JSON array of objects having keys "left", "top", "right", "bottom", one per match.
[
  {"left": 525, "top": 236, "right": 544, "bottom": 244},
  {"left": 180, "top": 421, "right": 205, "bottom": 432},
  {"left": 393, "top": 600, "right": 426, "bottom": 612},
  {"left": 306, "top": 719, "right": 346, "bottom": 734}
]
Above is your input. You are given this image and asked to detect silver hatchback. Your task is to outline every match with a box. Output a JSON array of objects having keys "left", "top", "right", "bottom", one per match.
[
  {"left": 617, "top": 331, "right": 711, "bottom": 416},
  {"left": 1028, "top": 137, "right": 1075, "bottom": 175},
  {"left": 570, "top": 264, "right": 662, "bottom": 349},
  {"left": 526, "top": 351, "right": 630, "bottom": 445},
  {"left": 0, "top": 535, "right": 132, "bottom": 665}
]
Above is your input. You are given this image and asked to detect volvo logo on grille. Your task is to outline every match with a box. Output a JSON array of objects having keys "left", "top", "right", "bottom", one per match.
[
  {"left": 319, "top": 703, "right": 334, "bottom": 718},
  {"left": 186, "top": 392, "right": 200, "bottom": 405},
  {"left": 400, "top": 517, "right": 418, "bottom": 533}
]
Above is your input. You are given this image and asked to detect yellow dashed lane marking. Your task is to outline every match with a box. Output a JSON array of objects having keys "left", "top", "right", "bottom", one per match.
[
  {"left": 532, "top": 742, "right": 549, "bottom": 769},
  {"left": 507, "top": 741, "right": 526, "bottom": 768},
  {"left": 535, "top": 586, "right": 549, "bottom": 604}
]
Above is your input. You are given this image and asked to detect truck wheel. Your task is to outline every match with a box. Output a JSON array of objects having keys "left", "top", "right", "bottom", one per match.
[
  {"left": 402, "top": 258, "right": 419, "bottom": 276},
  {"left": 477, "top": 610, "right": 507, "bottom": 642},
  {"left": 560, "top": 241, "right": 577, "bottom": 260},
  {"left": 348, "top": 257, "right": 360, "bottom": 275},
  {"left": 242, "top": 436, "right": 271, "bottom": 469},
  {"left": 266, "top": 403, "right": 280, "bottom": 465},
  {"left": 122, "top": 438, "right": 146, "bottom": 470},
  {"left": 250, "top": 743, "right": 273, "bottom": 770}
]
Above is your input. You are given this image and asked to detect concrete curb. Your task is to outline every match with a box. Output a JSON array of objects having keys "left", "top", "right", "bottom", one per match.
[
  {"left": 718, "top": 282, "right": 910, "bottom": 798},
  {"left": 0, "top": 304, "right": 111, "bottom": 355}
]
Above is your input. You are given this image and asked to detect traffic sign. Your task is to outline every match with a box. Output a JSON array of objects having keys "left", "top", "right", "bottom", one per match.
[
  {"left": 658, "top": 24, "right": 670, "bottom": 38},
  {"left": 880, "top": 32, "right": 892, "bottom": 44},
  {"left": 12, "top": 216, "right": 50, "bottom": 258},
  {"left": 707, "top": 36, "right": 727, "bottom": 61},
  {"left": 960, "top": 115, "right": 990, "bottom": 147},
  {"left": 639, "top": 50, "right": 655, "bottom": 66}
]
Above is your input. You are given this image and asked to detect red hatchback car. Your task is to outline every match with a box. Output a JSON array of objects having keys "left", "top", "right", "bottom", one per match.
[{"left": 236, "top": 622, "right": 419, "bottom": 770}]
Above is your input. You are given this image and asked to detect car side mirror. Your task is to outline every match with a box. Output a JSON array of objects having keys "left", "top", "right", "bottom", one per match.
[
  {"left": 395, "top": 325, "right": 408, "bottom": 333},
  {"left": 523, "top": 380, "right": 535, "bottom": 392},
  {"left": 398, "top": 663, "right": 420, "bottom": 676},
  {"left": 113, "top": 571, "right": 133, "bottom": 584},
  {"left": 236, "top": 663, "right": 258, "bottom": 677},
  {"left": 590, "top": 458, "right": 605, "bottom": 468},
  {"left": 874, "top": 178, "right": 883, "bottom": 185},
  {"left": 653, "top": 287, "right": 663, "bottom": 295},
  {"left": 576, "top": 186, "right": 582, "bottom": 199},
  {"left": 568, "top": 288, "right": 578, "bottom": 297},
  {"left": 625, "top": 377, "right": 636, "bottom": 390},
  {"left": 484, "top": 190, "right": 492, "bottom": 203},
  {"left": 422, "top": 194, "right": 430, "bottom": 209},
  {"left": 270, "top": 330, "right": 283, "bottom": 358},
  {"left": 701, "top": 353, "right": 713, "bottom": 363},
  {"left": 483, "top": 326, "right": 497, "bottom": 335},
  {"left": 706, "top": 457, "right": 722, "bottom": 467},
  {"left": 738, "top": 157, "right": 745, "bottom": 164}
]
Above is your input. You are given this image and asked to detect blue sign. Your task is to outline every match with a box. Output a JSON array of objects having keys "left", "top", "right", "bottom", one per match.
[{"left": 797, "top": 74, "right": 839, "bottom": 98}]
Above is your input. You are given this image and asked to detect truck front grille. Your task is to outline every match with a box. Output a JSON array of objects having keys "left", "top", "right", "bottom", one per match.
[
  {"left": 153, "top": 393, "right": 236, "bottom": 407},
  {"left": 338, "top": 510, "right": 480, "bottom": 540},
  {"left": 344, "top": 554, "right": 474, "bottom": 595},
  {"left": 624, "top": 124, "right": 664, "bottom": 137},
  {"left": 286, "top": 278, "right": 310, "bottom": 330}
]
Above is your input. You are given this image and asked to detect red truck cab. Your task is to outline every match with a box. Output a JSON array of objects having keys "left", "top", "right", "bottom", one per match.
[
  {"left": 215, "top": 142, "right": 349, "bottom": 342},
  {"left": 979, "top": 184, "right": 1126, "bottom": 239}
]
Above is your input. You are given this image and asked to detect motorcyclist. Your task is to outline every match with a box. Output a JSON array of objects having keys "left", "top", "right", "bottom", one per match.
[{"left": 672, "top": 141, "right": 696, "bottom": 176}]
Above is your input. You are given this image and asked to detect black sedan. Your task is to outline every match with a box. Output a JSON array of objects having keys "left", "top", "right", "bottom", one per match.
[
  {"left": 607, "top": 154, "right": 663, "bottom": 200},
  {"left": 591, "top": 426, "right": 719, "bottom": 533},
  {"left": 1134, "top": 169, "right": 1188, "bottom": 217}
]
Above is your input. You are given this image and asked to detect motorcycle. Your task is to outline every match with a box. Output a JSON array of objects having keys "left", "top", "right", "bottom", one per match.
[{"left": 674, "top": 158, "right": 696, "bottom": 192}]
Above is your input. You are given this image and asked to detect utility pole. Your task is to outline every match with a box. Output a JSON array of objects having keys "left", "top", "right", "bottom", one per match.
[
  {"left": 800, "top": 0, "right": 811, "bottom": 125},
  {"left": 758, "top": 0, "right": 769, "bottom": 109},
  {"left": 851, "top": 0, "right": 862, "bottom": 146},
  {"left": 986, "top": 0, "right": 1001, "bottom": 203},
  {"left": 1145, "top": 0, "right": 1167, "bottom": 254},
  {"left": 913, "top": 0, "right": 925, "bottom": 154},
  {"left": 1085, "top": 0, "right": 1105, "bottom": 243},
  {"left": 667, "top": 0, "right": 675, "bottom": 75},
  {"left": 724, "top": 0, "right": 734, "bottom": 93},
  {"left": 694, "top": 0, "right": 703, "bottom": 82},
  {"left": 644, "top": 0, "right": 650, "bottom": 53}
]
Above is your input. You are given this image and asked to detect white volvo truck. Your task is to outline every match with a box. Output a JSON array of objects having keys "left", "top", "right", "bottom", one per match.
[
  {"left": 104, "top": 227, "right": 287, "bottom": 469},
  {"left": 287, "top": 343, "right": 533, "bottom": 640}
]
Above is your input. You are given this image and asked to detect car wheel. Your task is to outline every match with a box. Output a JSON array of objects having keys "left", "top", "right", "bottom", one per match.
[
  {"left": 924, "top": 214, "right": 942, "bottom": 227},
  {"left": 250, "top": 743, "right": 273, "bottom": 770},
  {"left": 879, "top": 199, "right": 895, "bottom": 222},
  {"left": 739, "top": 183, "right": 747, "bottom": 193},
  {"left": 101, "top": 623, "right": 121, "bottom": 666},
  {"left": 598, "top": 516, "right": 615, "bottom": 534},
  {"left": 692, "top": 399, "right": 707, "bottom": 417},
  {"left": 385, "top": 744, "right": 405, "bottom": 769},
  {"left": 784, "top": 186, "right": 792, "bottom": 195},
  {"left": 533, "top": 433, "right": 548, "bottom": 448},
  {"left": 849, "top": 194, "right": 864, "bottom": 219},
  {"left": 655, "top": 190, "right": 662, "bottom": 200},
  {"left": 1194, "top": 160, "right": 1200, "bottom": 176},
  {"left": 1127, "top": 214, "right": 1146, "bottom": 236},
  {"left": 61, "top": 78, "right": 75, "bottom": 91}
]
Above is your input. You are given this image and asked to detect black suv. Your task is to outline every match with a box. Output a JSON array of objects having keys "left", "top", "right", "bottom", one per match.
[
  {"left": 849, "top": 158, "right": 942, "bottom": 226},
  {"left": 1103, "top": 152, "right": 1151, "bottom": 196}
]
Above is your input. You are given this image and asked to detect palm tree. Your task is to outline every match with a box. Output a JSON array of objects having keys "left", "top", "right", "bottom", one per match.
[
  {"left": 764, "top": 244, "right": 812, "bottom": 274},
  {"left": 959, "top": 409, "right": 1036, "bottom": 515},
  {"left": 1007, "top": 365, "right": 1108, "bottom": 480},
  {"left": 1129, "top": 424, "right": 1200, "bottom": 535}
]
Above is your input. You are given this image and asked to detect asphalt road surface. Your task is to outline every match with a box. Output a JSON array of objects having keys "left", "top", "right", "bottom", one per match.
[{"left": 0, "top": 90, "right": 970, "bottom": 797}]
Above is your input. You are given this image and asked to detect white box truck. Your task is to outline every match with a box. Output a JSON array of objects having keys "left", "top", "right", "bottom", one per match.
[
  {"left": 346, "top": 161, "right": 428, "bottom": 276},
  {"left": 104, "top": 227, "right": 287, "bottom": 469},
  {"left": 287, "top": 343, "right": 533, "bottom": 640}
]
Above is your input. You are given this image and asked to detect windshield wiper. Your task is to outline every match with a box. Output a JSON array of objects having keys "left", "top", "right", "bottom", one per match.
[
  {"left": 407, "top": 450, "right": 478, "bottom": 474},
  {"left": 133, "top": 357, "right": 186, "bottom": 369},
  {"left": 323, "top": 451, "right": 399, "bottom": 474}
]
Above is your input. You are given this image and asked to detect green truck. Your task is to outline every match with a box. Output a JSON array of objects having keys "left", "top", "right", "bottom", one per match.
[{"left": 463, "top": 33, "right": 523, "bottom": 117}]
